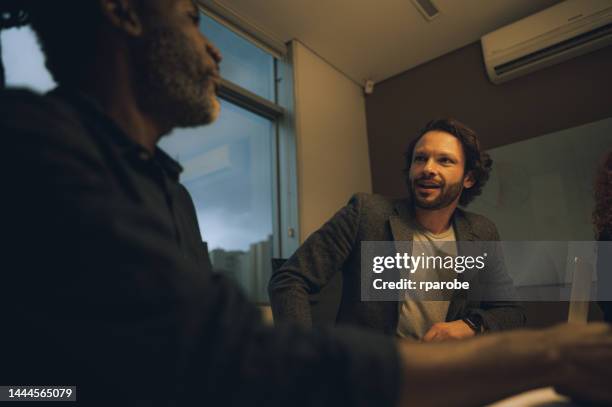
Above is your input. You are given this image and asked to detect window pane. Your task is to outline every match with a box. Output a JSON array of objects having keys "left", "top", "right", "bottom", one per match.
[
  {"left": 200, "top": 13, "right": 275, "bottom": 102},
  {"left": 1, "top": 26, "right": 56, "bottom": 92},
  {"left": 159, "top": 100, "right": 275, "bottom": 302}
]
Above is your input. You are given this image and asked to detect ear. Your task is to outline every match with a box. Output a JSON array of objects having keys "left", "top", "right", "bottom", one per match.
[
  {"left": 99, "top": 0, "right": 144, "bottom": 37},
  {"left": 463, "top": 171, "right": 475, "bottom": 189}
]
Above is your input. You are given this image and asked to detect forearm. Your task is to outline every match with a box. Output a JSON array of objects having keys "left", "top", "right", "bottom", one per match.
[
  {"left": 269, "top": 195, "right": 362, "bottom": 327},
  {"left": 269, "top": 285, "right": 313, "bottom": 328},
  {"left": 397, "top": 328, "right": 559, "bottom": 407}
]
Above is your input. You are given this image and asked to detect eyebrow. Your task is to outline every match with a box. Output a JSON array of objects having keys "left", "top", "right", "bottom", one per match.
[{"left": 414, "top": 150, "right": 460, "bottom": 160}]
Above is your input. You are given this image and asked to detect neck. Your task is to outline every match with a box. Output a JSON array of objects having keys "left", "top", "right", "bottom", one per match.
[
  {"left": 414, "top": 202, "right": 458, "bottom": 235},
  {"left": 69, "top": 39, "right": 165, "bottom": 153}
]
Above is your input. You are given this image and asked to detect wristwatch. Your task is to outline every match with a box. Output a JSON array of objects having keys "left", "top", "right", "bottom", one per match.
[{"left": 462, "top": 314, "right": 484, "bottom": 334}]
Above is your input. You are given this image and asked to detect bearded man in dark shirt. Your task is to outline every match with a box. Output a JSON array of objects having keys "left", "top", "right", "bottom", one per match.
[{"left": 1, "top": 1, "right": 612, "bottom": 406}]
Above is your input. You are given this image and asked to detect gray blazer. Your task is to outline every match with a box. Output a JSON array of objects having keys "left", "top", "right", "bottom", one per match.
[{"left": 269, "top": 193, "right": 525, "bottom": 335}]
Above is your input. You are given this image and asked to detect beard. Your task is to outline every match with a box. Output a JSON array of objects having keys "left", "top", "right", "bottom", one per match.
[
  {"left": 411, "top": 178, "right": 464, "bottom": 210},
  {"left": 132, "top": 27, "right": 220, "bottom": 130}
]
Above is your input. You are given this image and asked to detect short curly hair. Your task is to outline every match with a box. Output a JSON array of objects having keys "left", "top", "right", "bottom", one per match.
[
  {"left": 593, "top": 151, "right": 612, "bottom": 239},
  {"left": 403, "top": 118, "right": 493, "bottom": 207}
]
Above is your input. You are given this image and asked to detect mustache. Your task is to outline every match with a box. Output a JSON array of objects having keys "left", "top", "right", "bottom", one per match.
[{"left": 414, "top": 177, "right": 444, "bottom": 187}]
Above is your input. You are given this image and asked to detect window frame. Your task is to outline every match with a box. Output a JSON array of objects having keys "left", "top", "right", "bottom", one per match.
[{"left": 197, "top": 4, "right": 300, "bottom": 283}]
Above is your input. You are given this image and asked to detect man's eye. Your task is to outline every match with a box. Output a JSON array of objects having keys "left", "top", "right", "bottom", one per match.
[
  {"left": 439, "top": 157, "right": 453, "bottom": 164},
  {"left": 414, "top": 156, "right": 426, "bottom": 162}
]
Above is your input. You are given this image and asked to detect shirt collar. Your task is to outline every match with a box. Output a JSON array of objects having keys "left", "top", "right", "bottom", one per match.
[
  {"left": 154, "top": 147, "right": 184, "bottom": 180},
  {"left": 49, "top": 86, "right": 184, "bottom": 180}
]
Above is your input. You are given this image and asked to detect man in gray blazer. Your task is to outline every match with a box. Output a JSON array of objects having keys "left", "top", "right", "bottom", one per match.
[{"left": 269, "top": 118, "right": 525, "bottom": 340}]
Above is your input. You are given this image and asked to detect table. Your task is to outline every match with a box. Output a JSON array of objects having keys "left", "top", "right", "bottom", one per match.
[{"left": 489, "top": 387, "right": 577, "bottom": 407}]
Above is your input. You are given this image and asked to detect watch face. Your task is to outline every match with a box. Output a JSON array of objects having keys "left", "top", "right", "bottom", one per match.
[{"left": 465, "top": 316, "right": 483, "bottom": 333}]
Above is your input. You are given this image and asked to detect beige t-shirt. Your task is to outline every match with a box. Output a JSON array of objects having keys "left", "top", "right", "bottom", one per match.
[{"left": 396, "top": 224, "right": 457, "bottom": 340}]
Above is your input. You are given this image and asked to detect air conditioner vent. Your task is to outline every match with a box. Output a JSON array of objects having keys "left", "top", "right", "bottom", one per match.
[
  {"left": 494, "top": 22, "right": 612, "bottom": 76},
  {"left": 412, "top": 0, "right": 440, "bottom": 21}
]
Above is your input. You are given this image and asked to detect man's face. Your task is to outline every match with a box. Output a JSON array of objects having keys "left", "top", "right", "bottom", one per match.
[
  {"left": 133, "top": 0, "right": 222, "bottom": 129},
  {"left": 408, "top": 131, "right": 474, "bottom": 210}
]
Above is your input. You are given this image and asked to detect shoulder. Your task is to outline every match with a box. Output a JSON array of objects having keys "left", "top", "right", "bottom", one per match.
[
  {"left": 1, "top": 88, "right": 110, "bottom": 186},
  {"left": 0, "top": 88, "right": 101, "bottom": 159},
  {"left": 0, "top": 88, "right": 47, "bottom": 108},
  {"left": 0, "top": 88, "right": 87, "bottom": 141},
  {"left": 343, "top": 193, "right": 403, "bottom": 232},
  {"left": 348, "top": 193, "right": 398, "bottom": 215},
  {"left": 0, "top": 88, "right": 74, "bottom": 123},
  {"left": 456, "top": 208, "right": 500, "bottom": 239}
]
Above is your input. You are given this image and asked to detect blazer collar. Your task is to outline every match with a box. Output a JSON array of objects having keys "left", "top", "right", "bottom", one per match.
[{"left": 389, "top": 199, "right": 477, "bottom": 242}]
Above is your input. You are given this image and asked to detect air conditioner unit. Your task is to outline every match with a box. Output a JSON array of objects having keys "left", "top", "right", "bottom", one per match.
[{"left": 481, "top": 0, "right": 612, "bottom": 84}]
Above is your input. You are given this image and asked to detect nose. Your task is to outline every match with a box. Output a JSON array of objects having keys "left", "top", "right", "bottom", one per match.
[{"left": 422, "top": 158, "right": 437, "bottom": 176}]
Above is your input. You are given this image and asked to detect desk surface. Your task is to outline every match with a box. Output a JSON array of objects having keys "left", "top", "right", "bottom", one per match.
[{"left": 490, "top": 388, "right": 573, "bottom": 407}]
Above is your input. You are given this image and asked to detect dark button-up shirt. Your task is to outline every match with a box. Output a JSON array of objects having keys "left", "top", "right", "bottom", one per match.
[{"left": 0, "top": 87, "right": 400, "bottom": 406}]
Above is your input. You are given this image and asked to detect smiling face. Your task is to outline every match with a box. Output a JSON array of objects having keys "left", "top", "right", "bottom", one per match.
[
  {"left": 132, "top": 0, "right": 222, "bottom": 129},
  {"left": 408, "top": 131, "right": 475, "bottom": 210}
]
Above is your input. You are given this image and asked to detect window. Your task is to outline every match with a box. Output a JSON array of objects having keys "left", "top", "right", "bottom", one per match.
[
  {"left": 160, "top": 100, "right": 276, "bottom": 301},
  {"left": 1, "top": 25, "right": 55, "bottom": 92},
  {"left": 159, "top": 9, "right": 298, "bottom": 303},
  {"left": 1, "top": 6, "right": 298, "bottom": 303},
  {"left": 200, "top": 13, "right": 275, "bottom": 102}
]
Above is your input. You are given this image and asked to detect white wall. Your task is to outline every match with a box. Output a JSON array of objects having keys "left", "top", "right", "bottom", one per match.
[{"left": 291, "top": 40, "right": 372, "bottom": 242}]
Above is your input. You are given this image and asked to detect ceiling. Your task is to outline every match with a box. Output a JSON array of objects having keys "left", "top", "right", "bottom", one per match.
[{"left": 212, "top": 0, "right": 563, "bottom": 86}]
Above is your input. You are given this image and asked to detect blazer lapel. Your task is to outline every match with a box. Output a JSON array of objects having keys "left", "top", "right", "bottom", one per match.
[
  {"left": 389, "top": 200, "right": 416, "bottom": 260},
  {"left": 446, "top": 211, "right": 472, "bottom": 320},
  {"left": 453, "top": 211, "right": 479, "bottom": 284},
  {"left": 389, "top": 199, "right": 415, "bottom": 242},
  {"left": 387, "top": 201, "right": 414, "bottom": 308},
  {"left": 453, "top": 209, "right": 476, "bottom": 242}
]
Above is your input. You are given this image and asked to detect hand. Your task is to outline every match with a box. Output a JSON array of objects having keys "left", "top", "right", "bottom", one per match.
[
  {"left": 396, "top": 322, "right": 612, "bottom": 407},
  {"left": 546, "top": 323, "right": 612, "bottom": 404},
  {"left": 422, "top": 320, "right": 476, "bottom": 342}
]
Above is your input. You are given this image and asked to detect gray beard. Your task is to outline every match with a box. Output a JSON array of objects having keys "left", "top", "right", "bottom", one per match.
[
  {"left": 133, "top": 27, "right": 216, "bottom": 130},
  {"left": 412, "top": 181, "right": 463, "bottom": 210}
]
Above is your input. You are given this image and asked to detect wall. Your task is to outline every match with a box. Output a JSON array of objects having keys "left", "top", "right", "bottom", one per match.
[
  {"left": 292, "top": 40, "right": 373, "bottom": 241},
  {"left": 365, "top": 42, "right": 612, "bottom": 197}
]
